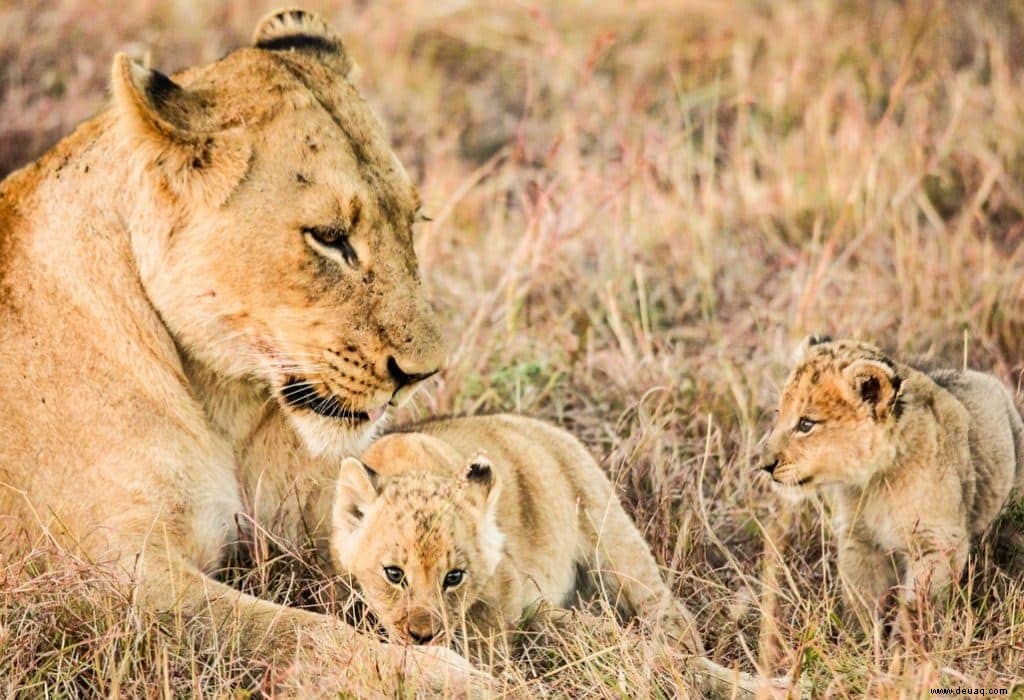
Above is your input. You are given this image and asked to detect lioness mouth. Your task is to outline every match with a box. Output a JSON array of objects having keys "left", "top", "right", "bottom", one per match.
[{"left": 280, "top": 376, "right": 371, "bottom": 422}]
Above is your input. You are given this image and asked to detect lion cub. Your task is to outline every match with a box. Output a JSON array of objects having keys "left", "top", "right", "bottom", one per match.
[
  {"left": 330, "top": 414, "right": 782, "bottom": 696},
  {"left": 330, "top": 414, "right": 700, "bottom": 648},
  {"left": 761, "top": 336, "right": 1024, "bottom": 619}
]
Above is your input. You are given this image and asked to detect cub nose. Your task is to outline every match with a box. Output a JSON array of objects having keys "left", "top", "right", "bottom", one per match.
[
  {"left": 407, "top": 627, "right": 437, "bottom": 645},
  {"left": 760, "top": 459, "right": 779, "bottom": 475},
  {"left": 387, "top": 356, "right": 438, "bottom": 391},
  {"left": 405, "top": 609, "right": 440, "bottom": 645}
]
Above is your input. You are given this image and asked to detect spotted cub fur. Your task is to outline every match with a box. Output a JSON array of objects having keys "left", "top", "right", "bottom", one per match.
[
  {"left": 331, "top": 414, "right": 785, "bottom": 697},
  {"left": 330, "top": 414, "right": 700, "bottom": 647},
  {"left": 761, "top": 336, "right": 1024, "bottom": 620}
]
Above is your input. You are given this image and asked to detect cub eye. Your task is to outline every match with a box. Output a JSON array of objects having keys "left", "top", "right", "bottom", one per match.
[
  {"left": 302, "top": 225, "right": 358, "bottom": 267},
  {"left": 795, "top": 417, "right": 818, "bottom": 434},
  {"left": 383, "top": 566, "right": 405, "bottom": 586},
  {"left": 442, "top": 569, "right": 465, "bottom": 589}
]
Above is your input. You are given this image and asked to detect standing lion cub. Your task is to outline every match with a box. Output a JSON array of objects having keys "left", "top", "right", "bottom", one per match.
[
  {"left": 760, "top": 336, "right": 1024, "bottom": 621},
  {"left": 331, "top": 414, "right": 785, "bottom": 697}
]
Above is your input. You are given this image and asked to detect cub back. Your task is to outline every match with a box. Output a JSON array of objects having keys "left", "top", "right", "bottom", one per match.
[{"left": 928, "top": 369, "right": 1023, "bottom": 535}]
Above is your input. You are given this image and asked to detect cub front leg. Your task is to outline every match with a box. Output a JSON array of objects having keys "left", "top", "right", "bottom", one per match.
[
  {"left": 837, "top": 535, "right": 899, "bottom": 631},
  {"left": 899, "top": 527, "right": 968, "bottom": 612}
]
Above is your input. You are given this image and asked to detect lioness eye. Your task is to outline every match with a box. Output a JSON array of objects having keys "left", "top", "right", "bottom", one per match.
[
  {"left": 302, "top": 225, "right": 358, "bottom": 267},
  {"left": 442, "top": 569, "right": 465, "bottom": 589},
  {"left": 383, "top": 566, "right": 405, "bottom": 586},
  {"left": 795, "top": 417, "right": 818, "bottom": 433}
]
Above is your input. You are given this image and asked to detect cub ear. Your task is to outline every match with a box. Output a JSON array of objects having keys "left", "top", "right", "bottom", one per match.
[
  {"left": 332, "top": 457, "right": 380, "bottom": 533},
  {"left": 252, "top": 8, "right": 355, "bottom": 79},
  {"left": 110, "top": 54, "right": 250, "bottom": 206},
  {"left": 463, "top": 452, "right": 505, "bottom": 576},
  {"left": 794, "top": 333, "right": 833, "bottom": 362},
  {"left": 462, "top": 452, "right": 499, "bottom": 508},
  {"left": 842, "top": 359, "right": 901, "bottom": 418}
]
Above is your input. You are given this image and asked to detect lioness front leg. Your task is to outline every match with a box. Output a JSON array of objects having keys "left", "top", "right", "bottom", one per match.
[{"left": 136, "top": 552, "right": 487, "bottom": 696}]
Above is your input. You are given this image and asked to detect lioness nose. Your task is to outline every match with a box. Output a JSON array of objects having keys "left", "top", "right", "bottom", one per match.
[
  {"left": 760, "top": 459, "right": 779, "bottom": 475},
  {"left": 387, "top": 356, "right": 438, "bottom": 390}
]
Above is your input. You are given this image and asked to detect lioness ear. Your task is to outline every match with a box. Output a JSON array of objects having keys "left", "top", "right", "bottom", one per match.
[
  {"left": 842, "top": 359, "right": 901, "bottom": 419},
  {"left": 110, "top": 54, "right": 250, "bottom": 206},
  {"left": 332, "top": 457, "right": 380, "bottom": 532},
  {"left": 253, "top": 8, "right": 356, "bottom": 80}
]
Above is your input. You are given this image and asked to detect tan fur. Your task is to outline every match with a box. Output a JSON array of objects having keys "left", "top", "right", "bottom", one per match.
[
  {"left": 332, "top": 415, "right": 792, "bottom": 697},
  {"left": 761, "top": 337, "right": 1024, "bottom": 621},
  {"left": 0, "top": 9, "right": 479, "bottom": 693}
]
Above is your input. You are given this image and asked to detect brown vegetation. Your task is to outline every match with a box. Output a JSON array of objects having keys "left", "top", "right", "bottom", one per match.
[{"left": 2, "top": 0, "right": 1023, "bottom": 695}]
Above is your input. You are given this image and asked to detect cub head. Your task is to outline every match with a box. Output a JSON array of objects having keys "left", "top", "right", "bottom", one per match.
[
  {"left": 111, "top": 9, "right": 443, "bottom": 458},
  {"left": 330, "top": 434, "right": 504, "bottom": 645},
  {"left": 759, "top": 336, "right": 904, "bottom": 496}
]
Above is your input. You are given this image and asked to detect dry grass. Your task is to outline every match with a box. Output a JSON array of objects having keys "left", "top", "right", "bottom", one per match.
[{"left": 3, "top": 0, "right": 1024, "bottom": 696}]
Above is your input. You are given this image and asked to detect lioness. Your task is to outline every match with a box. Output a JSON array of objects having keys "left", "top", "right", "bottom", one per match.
[
  {"left": 0, "top": 9, "right": 476, "bottom": 694},
  {"left": 331, "top": 415, "right": 790, "bottom": 697},
  {"left": 760, "top": 336, "right": 1024, "bottom": 623}
]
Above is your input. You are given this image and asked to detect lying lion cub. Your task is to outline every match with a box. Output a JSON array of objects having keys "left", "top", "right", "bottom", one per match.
[
  {"left": 331, "top": 414, "right": 784, "bottom": 696},
  {"left": 761, "top": 336, "right": 1024, "bottom": 621}
]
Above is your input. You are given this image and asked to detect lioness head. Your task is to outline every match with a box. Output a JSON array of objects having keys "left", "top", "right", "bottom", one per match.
[
  {"left": 330, "top": 433, "right": 504, "bottom": 645},
  {"left": 759, "top": 336, "right": 903, "bottom": 495},
  {"left": 110, "top": 9, "right": 443, "bottom": 457}
]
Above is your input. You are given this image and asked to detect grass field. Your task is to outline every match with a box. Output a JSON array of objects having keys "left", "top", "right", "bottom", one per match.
[{"left": 2, "top": 0, "right": 1024, "bottom": 696}]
